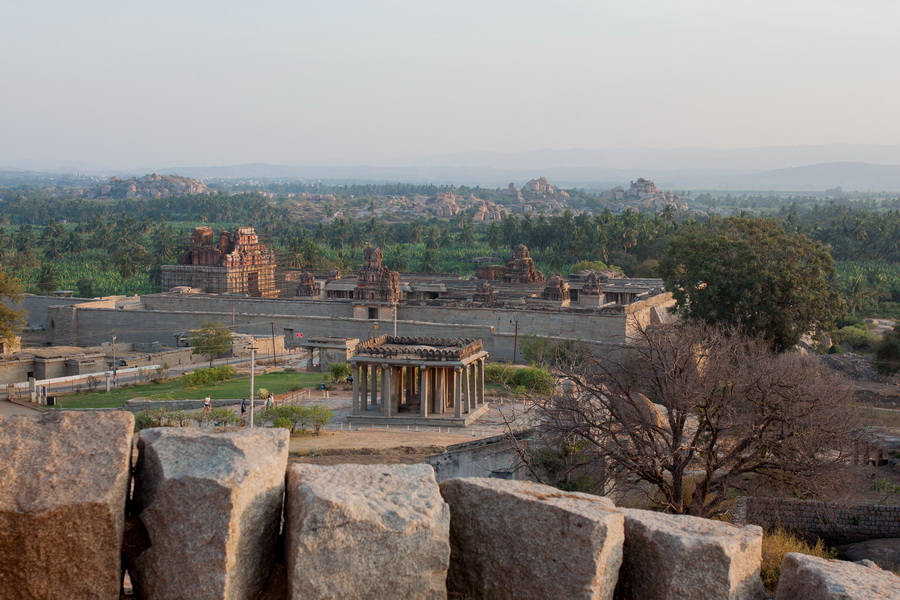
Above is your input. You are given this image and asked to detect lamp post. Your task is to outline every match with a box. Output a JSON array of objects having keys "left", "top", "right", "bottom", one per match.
[
  {"left": 509, "top": 318, "right": 519, "bottom": 364},
  {"left": 249, "top": 346, "right": 256, "bottom": 427},
  {"left": 111, "top": 330, "right": 117, "bottom": 388}
]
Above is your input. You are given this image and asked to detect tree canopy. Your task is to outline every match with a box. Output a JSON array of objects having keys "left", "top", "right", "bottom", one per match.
[
  {"left": 0, "top": 266, "right": 25, "bottom": 349},
  {"left": 188, "top": 321, "right": 233, "bottom": 367},
  {"left": 659, "top": 217, "right": 842, "bottom": 351}
]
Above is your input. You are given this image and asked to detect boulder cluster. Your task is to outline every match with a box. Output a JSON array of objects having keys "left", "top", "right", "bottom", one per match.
[{"left": 1, "top": 412, "right": 898, "bottom": 599}]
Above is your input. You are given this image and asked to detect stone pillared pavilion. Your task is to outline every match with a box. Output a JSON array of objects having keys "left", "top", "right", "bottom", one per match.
[{"left": 349, "top": 336, "right": 488, "bottom": 426}]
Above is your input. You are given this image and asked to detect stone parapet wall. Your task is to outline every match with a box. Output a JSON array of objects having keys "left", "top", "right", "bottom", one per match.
[
  {"left": 2, "top": 413, "right": 898, "bottom": 599},
  {"left": 737, "top": 496, "right": 900, "bottom": 544}
]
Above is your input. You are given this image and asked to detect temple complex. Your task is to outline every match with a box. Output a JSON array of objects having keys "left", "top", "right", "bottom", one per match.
[
  {"left": 160, "top": 226, "right": 278, "bottom": 297},
  {"left": 349, "top": 336, "right": 488, "bottom": 426}
]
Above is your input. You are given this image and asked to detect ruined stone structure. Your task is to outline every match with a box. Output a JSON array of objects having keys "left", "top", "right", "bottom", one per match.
[
  {"left": 472, "top": 280, "right": 497, "bottom": 303},
  {"left": 294, "top": 271, "right": 319, "bottom": 298},
  {"left": 542, "top": 274, "right": 570, "bottom": 305},
  {"left": 350, "top": 336, "right": 487, "bottom": 425},
  {"left": 501, "top": 244, "right": 545, "bottom": 284},
  {"left": 160, "top": 226, "right": 278, "bottom": 297},
  {"left": 353, "top": 244, "right": 402, "bottom": 304},
  {"left": 582, "top": 271, "right": 602, "bottom": 296}
]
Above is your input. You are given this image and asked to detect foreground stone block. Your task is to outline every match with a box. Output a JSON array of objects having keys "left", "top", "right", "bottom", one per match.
[
  {"left": 776, "top": 552, "right": 900, "bottom": 599},
  {"left": 440, "top": 478, "right": 624, "bottom": 600},
  {"left": 286, "top": 464, "right": 450, "bottom": 600},
  {"left": 0, "top": 411, "right": 134, "bottom": 600},
  {"left": 616, "top": 508, "right": 764, "bottom": 600},
  {"left": 130, "top": 427, "right": 289, "bottom": 600}
]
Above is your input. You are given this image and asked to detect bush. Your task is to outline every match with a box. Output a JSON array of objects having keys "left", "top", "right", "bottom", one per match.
[
  {"left": 256, "top": 387, "right": 270, "bottom": 400},
  {"left": 266, "top": 405, "right": 334, "bottom": 434},
  {"left": 208, "top": 407, "right": 240, "bottom": 427},
  {"left": 182, "top": 365, "right": 236, "bottom": 388},
  {"left": 836, "top": 326, "right": 880, "bottom": 352},
  {"left": 134, "top": 408, "right": 169, "bottom": 431},
  {"left": 512, "top": 366, "right": 554, "bottom": 395},
  {"left": 875, "top": 326, "right": 900, "bottom": 375},
  {"left": 330, "top": 362, "right": 351, "bottom": 383},
  {"left": 760, "top": 528, "right": 835, "bottom": 592},
  {"left": 484, "top": 363, "right": 515, "bottom": 384},
  {"left": 273, "top": 416, "right": 293, "bottom": 430}
]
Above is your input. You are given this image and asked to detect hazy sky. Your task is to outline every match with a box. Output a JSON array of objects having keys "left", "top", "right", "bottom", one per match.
[{"left": 2, "top": 0, "right": 898, "bottom": 168}]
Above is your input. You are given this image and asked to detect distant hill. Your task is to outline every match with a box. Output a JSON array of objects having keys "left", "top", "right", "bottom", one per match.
[
  {"left": 85, "top": 174, "right": 210, "bottom": 199},
  {"left": 706, "top": 162, "right": 900, "bottom": 191}
]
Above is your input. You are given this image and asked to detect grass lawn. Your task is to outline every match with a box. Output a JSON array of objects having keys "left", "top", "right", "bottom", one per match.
[{"left": 54, "top": 371, "right": 330, "bottom": 410}]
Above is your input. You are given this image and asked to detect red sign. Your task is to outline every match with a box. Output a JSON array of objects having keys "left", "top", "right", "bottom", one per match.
[{"left": 296, "top": 332, "right": 304, "bottom": 338}]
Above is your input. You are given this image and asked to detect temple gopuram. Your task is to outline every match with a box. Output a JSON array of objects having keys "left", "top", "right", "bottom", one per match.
[
  {"left": 160, "top": 227, "right": 278, "bottom": 297},
  {"left": 502, "top": 245, "right": 545, "bottom": 284}
]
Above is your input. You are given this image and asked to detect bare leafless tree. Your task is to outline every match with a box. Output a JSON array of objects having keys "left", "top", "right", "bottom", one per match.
[{"left": 523, "top": 322, "right": 862, "bottom": 518}]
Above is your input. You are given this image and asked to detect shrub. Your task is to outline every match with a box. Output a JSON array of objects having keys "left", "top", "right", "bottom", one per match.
[
  {"left": 875, "top": 326, "right": 900, "bottom": 375},
  {"left": 257, "top": 387, "right": 270, "bottom": 400},
  {"left": 330, "top": 362, "right": 351, "bottom": 383},
  {"left": 182, "top": 365, "right": 236, "bottom": 388},
  {"left": 484, "top": 363, "right": 515, "bottom": 384},
  {"left": 760, "top": 528, "right": 836, "bottom": 592},
  {"left": 304, "top": 405, "right": 333, "bottom": 434},
  {"left": 134, "top": 408, "right": 169, "bottom": 431},
  {"left": 836, "top": 325, "right": 880, "bottom": 352},
  {"left": 266, "top": 405, "right": 333, "bottom": 434},
  {"left": 208, "top": 407, "right": 240, "bottom": 427},
  {"left": 273, "top": 416, "right": 293, "bottom": 430},
  {"left": 512, "top": 366, "right": 554, "bottom": 395}
]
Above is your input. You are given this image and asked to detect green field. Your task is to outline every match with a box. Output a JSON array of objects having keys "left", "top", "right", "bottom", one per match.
[{"left": 53, "top": 371, "right": 330, "bottom": 409}]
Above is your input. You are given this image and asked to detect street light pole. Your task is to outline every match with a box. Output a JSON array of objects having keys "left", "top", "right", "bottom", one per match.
[
  {"left": 111, "top": 330, "right": 117, "bottom": 388},
  {"left": 249, "top": 346, "right": 256, "bottom": 427},
  {"left": 510, "top": 319, "right": 519, "bottom": 364}
]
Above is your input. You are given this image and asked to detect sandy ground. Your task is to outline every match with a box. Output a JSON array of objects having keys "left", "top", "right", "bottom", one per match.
[
  {"left": 0, "top": 398, "right": 43, "bottom": 418},
  {"left": 289, "top": 428, "right": 479, "bottom": 453}
]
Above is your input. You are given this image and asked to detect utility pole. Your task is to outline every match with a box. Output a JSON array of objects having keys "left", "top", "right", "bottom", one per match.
[
  {"left": 510, "top": 318, "right": 519, "bottom": 364},
  {"left": 270, "top": 322, "right": 277, "bottom": 367},
  {"left": 249, "top": 346, "right": 256, "bottom": 427},
  {"left": 111, "top": 330, "right": 117, "bottom": 388},
  {"left": 393, "top": 302, "right": 398, "bottom": 337}
]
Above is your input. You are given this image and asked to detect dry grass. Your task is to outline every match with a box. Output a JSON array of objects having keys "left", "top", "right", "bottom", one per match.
[
  {"left": 857, "top": 405, "right": 900, "bottom": 428},
  {"left": 760, "top": 527, "right": 836, "bottom": 592}
]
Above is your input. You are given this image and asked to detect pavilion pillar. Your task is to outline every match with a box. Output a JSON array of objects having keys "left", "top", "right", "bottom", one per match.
[
  {"left": 395, "top": 367, "right": 404, "bottom": 407},
  {"left": 307, "top": 348, "right": 314, "bottom": 371},
  {"left": 381, "top": 364, "right": 391, "bottom": 417},
  {"left": 467, "top": 363, "right": 478, "bottom": 412},
  {"left": 434, "top": 369, "right": 444, "bottom": 414},
  {"left": 351, "top": 364, "right": 361, "bottom": 416},
  {"left": 360, "top": 365, "right": 368, "bottom": 409},
  {"left": 419, "top": 365, "right": 429, "bottom": 417},
  {"left": 453, "top": 367, "right": 462, "bottom": 418},
  {"left": 370, "top": 365, "right": 378, "bottom": 405},
  {"left": 478, "top": 358, "right": 485, "bottom": 405}
]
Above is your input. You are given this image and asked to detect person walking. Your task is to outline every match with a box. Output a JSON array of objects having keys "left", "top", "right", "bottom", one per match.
[
  {"left": 266, "top": 393, "right": 274, "bottom": 411},
  {"left": 240, "top": 398, "right": 247, "bottom": 424},
  {"left": 204, "top": 394, "right": 211, "bottom": 413}
]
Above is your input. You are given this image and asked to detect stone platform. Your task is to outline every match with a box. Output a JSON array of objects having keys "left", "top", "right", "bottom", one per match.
[{"left": 348, "top": 403, "right": 490, "bottom": 428}]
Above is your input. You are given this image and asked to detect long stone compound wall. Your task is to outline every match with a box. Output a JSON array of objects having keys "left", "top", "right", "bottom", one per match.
[{"left": 1, "top": 412, "right": 899, "bottom": 600}]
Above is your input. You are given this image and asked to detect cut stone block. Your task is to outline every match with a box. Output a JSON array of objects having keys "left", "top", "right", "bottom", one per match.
[
  {"left": 0, "top": 411, "right": 134, "bottom": 600},
  {"left": 776, "top": 552, "right": 900, "bottom": 599},
  {"left": 130, "top": 427, "right": 289, "bottom": 600},
  {"left": 286, "top": 463, "right": 450, "bottom": 600},
  {"left": 616, "top": 508, "right": 764, "bottom": 600},
  {"left": 439, "top": 477, "right": 624, "bottom": 600}
]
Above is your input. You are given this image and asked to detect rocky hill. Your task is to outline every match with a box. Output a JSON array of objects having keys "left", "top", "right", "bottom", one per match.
[
  {"left": 601, "top": 178, "right": 688, "bottom": 211},
  {"left": 86, "top": 173, "right": 211, "bottom": 199}
]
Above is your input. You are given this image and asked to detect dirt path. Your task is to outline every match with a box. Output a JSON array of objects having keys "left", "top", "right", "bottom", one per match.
[{"left": 289, "top": 429, "right": 479, "bottom": 454}]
